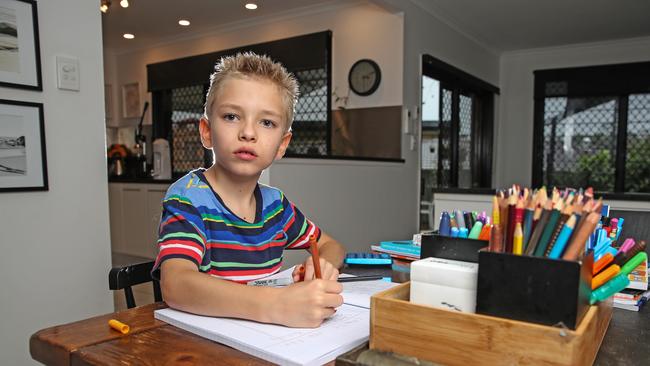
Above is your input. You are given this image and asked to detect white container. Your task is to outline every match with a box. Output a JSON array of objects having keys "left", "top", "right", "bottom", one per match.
[
  {"left": 152, "top": 138, "right": 171, "bottom": 180},
  {"left": 409, "top": 257, "right": 478, "bottom": 313}
]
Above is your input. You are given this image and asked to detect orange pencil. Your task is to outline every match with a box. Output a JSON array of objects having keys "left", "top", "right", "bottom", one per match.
[
  {"left": 309, "top": 235, "right": 322, "bottom": 279},
  {"left": 562, "top": 212, "right": 600, "bottom": 261},
  {"left": 489, "top": 224, "right": 504, "bottom": 252}
]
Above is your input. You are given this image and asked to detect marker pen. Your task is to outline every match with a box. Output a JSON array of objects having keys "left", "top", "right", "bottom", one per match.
[
  {"left": 439, "top": 211, "right": 451, "bottom": 237},
  {"left": 458, "top": 227, "right": 469, "bottom": 239},
  {"left": 590, "top": 274, "right": 629, "bottom": 305},
  {"left": 450, "top": 227, "right": 459, "bottom": 238},
  {"left": 468, "top": 221, "right": 483, "bottom": 240}
]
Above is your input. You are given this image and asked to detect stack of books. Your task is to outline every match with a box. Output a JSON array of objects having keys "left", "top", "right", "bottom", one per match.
[
  {"left": 371, "top": 240, "right": 420, "bottom": 261},
  {"left": 613, "top": 288, "right": 650, "bottom": 311},
  {"left": 614, "top": 258, "right": 649, "bottom": 311}
]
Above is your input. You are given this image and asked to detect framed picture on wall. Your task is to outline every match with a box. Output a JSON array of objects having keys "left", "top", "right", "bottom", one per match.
[
  {"left": 0, "top": 0, "right": 42, "bottom": 90},
  {"left": 0, "top": 99, "right": 47, "bottom": 192},
  {"left": 122, "top": 82, "right": 140, "bottom": 118}
]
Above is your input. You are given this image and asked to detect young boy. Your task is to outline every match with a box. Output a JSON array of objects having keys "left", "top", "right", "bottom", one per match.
[{"left": 153, "top": 52, "right": 346, "bottom": 328}]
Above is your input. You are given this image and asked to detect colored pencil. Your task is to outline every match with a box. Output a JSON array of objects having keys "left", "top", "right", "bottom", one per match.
[{"left": 309, "top": 235, "right": 322, "bottom": 279}]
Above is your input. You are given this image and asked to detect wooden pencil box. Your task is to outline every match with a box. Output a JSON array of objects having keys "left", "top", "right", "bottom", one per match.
[
  {"left": 370, "top": 282, "right": 612, "bottom": 366},
  {"left": 422, "top": 233, "right": 594, "bottom": 330}
]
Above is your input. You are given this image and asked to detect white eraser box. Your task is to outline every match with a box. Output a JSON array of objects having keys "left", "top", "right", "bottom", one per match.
[{"left": 409, "top": 257, "right": 478, "bottom": 313}]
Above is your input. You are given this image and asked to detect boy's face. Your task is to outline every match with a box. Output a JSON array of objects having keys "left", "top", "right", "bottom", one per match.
[{"left": 199, "top": 76, "right": 292, "bottom": 180}]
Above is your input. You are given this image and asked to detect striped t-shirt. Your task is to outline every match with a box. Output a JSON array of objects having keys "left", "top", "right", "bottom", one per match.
[{"left": 152, "top": 169, "right": 321, "bottom": 283}]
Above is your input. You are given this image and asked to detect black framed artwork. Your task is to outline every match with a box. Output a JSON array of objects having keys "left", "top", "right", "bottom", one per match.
[
  {"left": 0, "top": 0, "right": 42, "bottom": 90},
  {"left": 0, "top": 99, "right": 47, "bottom": 192}
]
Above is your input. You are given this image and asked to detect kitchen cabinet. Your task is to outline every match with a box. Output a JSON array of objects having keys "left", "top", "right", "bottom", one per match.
[{"left": 108, "top": 182, "right": 168, "bottom": 258}]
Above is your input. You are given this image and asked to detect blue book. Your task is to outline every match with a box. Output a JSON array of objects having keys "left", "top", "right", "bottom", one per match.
[{"left": 379, "top": 241, "right": 421, "bottom": 256}]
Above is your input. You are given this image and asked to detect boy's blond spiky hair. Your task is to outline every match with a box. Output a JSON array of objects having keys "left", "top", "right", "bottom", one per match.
[{"left": 203, "top": 52, "right": 299, "bottom": 130}]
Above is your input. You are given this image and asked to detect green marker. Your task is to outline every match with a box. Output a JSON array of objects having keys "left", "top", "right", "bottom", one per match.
[
  {"left": 468, "top": 221, "right": 483, "bottom": 240},
  {"left": 590, "top": 274, "right": 630, "bottom": 305},
  {"left": 620, "top": 252, "right": 648, "bottom": 276}
]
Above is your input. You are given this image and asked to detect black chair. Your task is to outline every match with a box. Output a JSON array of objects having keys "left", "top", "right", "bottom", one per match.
[{"left": 109, "top": 260, "right": 162, "bottom": 309}]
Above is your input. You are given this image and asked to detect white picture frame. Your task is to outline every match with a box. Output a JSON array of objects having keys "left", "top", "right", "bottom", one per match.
[
  {"left": 0, "top": 99, "right": 47, "bottom": 192},
  {"left": 0, "top": 0, "right": 42, "bottom": 90},
  {"left": 121, "top": 82, "right": 140, "bottom": 119}
]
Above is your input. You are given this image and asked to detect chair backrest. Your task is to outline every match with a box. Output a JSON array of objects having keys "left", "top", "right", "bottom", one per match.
[{"left": 108, "top": 260, "right": 162, "bottom": 309}]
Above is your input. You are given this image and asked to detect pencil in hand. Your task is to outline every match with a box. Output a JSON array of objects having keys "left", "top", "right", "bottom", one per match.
[{"left": 309, "top": 235, "right": 322, "bottom": 279}]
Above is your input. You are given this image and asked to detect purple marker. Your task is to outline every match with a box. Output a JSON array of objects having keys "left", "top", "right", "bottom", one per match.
[{"left": 618, "top": 238, "right": 635, "bottom": 254}]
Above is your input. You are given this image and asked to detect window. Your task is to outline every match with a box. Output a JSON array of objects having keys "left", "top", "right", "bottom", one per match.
[
  {"left": 533, "top": 62, "right": 650, "bottom": 195},
  {"left": 149, "top": 32, "right": 332, "bottom": 177},
  {"left": 421, "top": 55, "right": 497, "bottom": 191},
  {"left": 419, "top": 55, "right": 497, "bottom": 230},
  {"left": 287, "top": 67, "right": 329, "bottom": 156}
]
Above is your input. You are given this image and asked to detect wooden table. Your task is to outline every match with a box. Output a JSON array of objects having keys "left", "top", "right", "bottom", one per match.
[
  {"left": 30, "top": 265, "right": 402, "bottom": 366},
  {"left": 30, "top": 264, "right": 649, "bottom": 366},
  {"left": 30, "top": 302, "right": 274, "bottom": 366}
]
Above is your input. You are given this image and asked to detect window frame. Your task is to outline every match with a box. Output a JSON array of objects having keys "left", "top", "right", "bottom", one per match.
[
  {"left": 422, "top": 54, "right": 498, "bottom": 190},
  {"left": 532, "top": 61, "right": 650, "bottom": 199}
]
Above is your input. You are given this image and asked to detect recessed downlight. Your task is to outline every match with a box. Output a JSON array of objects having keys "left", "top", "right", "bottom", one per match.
[
  {"left": 123, "top": 33, "right": 135, "bottom": 39},
  {"left": 178, "top": 19, "right": 190, "bottom": 26},
  {"left": 245, "top": 3, "right": 258, "bottom": 10}
]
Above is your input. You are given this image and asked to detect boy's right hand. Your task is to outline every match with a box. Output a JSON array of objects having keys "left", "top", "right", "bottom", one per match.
[{"left": 272, "top": 279, "right": 343, "bottom": 328}]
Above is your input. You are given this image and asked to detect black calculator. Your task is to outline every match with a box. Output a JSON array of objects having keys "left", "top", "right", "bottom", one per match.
[{"left": 344, "top": 252, "right": 392, "bottom": 265}]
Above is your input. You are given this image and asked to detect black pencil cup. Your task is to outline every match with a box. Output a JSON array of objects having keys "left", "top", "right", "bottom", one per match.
[
  {"left": 420, "top": 233, "right": 488, "bottom": 263},
  {"left": 476, "top": 251, "right": 593, "bottom": 330}
]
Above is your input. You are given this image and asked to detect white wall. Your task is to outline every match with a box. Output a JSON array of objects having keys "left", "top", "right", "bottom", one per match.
[
  {"left": 497, "top": 36, "right": 650, "bottom": 189},
  {"left": 0, "top": 1, "right": 113, "bottom": 365}
]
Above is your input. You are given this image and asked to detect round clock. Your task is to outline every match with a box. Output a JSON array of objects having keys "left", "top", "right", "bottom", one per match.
[{"left": 348, "top": 59, "right": 381, "bottom": 96}]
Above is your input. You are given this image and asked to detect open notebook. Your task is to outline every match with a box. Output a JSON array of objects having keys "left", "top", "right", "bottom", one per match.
[{"left": 154, "top": 274, "right": 397, "bottom": 366}]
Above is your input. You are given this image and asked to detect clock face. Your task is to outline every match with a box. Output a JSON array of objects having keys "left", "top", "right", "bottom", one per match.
[{"left": 349, "top": 59, "right": 381, "bottom": 96}]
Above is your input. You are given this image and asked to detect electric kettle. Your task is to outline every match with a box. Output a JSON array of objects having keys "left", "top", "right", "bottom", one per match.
[{"left": 152, "top": 138, "right": 171, "bottom": 180}]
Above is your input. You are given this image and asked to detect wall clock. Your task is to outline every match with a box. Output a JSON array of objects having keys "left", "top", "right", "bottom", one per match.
[{"left": 348, "top": 59, "right": 381, "bottom": 96}]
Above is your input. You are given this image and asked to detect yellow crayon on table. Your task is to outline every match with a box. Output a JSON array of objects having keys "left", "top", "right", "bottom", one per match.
[{"left": 108, "top": 319, "right": 130, "bottom": 334}]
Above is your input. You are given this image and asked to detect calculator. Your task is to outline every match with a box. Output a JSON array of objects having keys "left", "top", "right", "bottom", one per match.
[{"left": 344, "top": 252, "right": 392, "bottom": 266}]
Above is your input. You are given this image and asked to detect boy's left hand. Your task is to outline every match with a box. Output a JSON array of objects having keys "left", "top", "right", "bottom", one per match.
[{"left": 293, "top": 257, "right": 339, "bottom": 282}]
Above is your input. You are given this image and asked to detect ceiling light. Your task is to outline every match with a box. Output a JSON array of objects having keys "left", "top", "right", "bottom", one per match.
[
  {"left": 120, "top": 0, "right": 129, "bottom": 8},
  {"left": 178, "top": 19, "right": 190, "bottom": 26},
  {"left": 123, "top": 33, "right": 135, "bottom": 39},
  {"left": 245, "top": 3, "right": 258, "bottom": 10},
  {"left": 100, "top": 0, "right": 110, "bottom": 13}
]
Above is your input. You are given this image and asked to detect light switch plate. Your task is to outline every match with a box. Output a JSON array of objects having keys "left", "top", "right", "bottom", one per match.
[
  {"left": 402, "top": 106, "right": 412, "bottom": 134},
  {"left": 56, "top": 56, "right": 80, "bottom": 91}
]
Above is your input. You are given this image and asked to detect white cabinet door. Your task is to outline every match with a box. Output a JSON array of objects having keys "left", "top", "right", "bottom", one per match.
[
  {"left": 121, "top": 185, "right": 149, "bottom": 258},
  {"left": 109, "top": 183, "right": 170, "bottom": 259},
  {"left": 108, "top": 183, "right": 124, "bottom": 253},
  {"left": 144, "top": 186, "right": 168, "bottom": 258}
]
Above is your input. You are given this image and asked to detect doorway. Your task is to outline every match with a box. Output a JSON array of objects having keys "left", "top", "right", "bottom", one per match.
[{"left": 419, "top": 55, "right": 498, "bottom": 231}]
